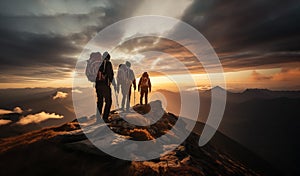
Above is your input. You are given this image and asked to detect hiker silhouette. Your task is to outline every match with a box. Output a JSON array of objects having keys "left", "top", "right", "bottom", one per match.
[
  {"left": 138, "top": 72, "right": 152, "bottom": 105},
  {"left": 116, "top": 61, "right": 136, "bottom": 111},
  {"left": 95, "top": 51, "right": 115, "bottom": 122}
]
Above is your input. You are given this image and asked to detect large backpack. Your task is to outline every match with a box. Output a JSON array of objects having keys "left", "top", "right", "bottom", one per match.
[
  {"left": 117, "top": 64, "right": 126, "bottom": 85},
  {"left": 97, "top": 60, "right": 107, "bottom": 81},
  {"left": 85, "top": 52, "right": 102, "bottom": 82},
  {"left": 140, "top": 76, "right": 149, "bottom": 87},
  {"left": 117, "top": 65, "right": 134, "bottom": 86}
]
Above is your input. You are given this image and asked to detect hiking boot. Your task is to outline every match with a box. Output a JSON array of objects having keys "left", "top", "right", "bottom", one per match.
[{"left": 103, "top": 116, "right": 110, "bottom": 123}]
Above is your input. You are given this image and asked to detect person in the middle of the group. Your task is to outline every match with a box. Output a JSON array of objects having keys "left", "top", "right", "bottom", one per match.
[{"left": 116, "top": 61, "right": 136, "bottom": 111}]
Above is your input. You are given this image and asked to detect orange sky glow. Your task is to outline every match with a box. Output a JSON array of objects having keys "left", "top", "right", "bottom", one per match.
[{"left": 1, "top": 66, "right": 299, "bottom": 92}]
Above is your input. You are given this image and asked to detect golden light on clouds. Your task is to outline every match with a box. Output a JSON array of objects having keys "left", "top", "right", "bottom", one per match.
[
  {"left": 1, "top": 66, "right": 299, "bottom": 91},
  {"left": 17, "top": 112, "right": 64, "bottom": 125}
]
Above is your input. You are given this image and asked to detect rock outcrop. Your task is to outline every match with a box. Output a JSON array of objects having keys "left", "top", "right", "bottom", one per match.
[{"left": 0, "top": 101, "right": 274, "bottom": 176}]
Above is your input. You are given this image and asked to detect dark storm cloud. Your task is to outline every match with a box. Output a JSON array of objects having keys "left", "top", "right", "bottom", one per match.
[
  {"left": 220, "top": 51, "right": 300, "bottom": 71},
  {"left": 0, "top": 28, "right": 78, "bottom": 66},
  {"left": 111, "top": 0, "right": 300, "bottom": 73},
  {"left": 1, "top": 0, "right": 299, "bottom": 85},
  {"left": 112, "top": 36, "right": 204, "bottom": 74},
  {"left": 0, "top": 0, "right": 143, "bottom": 83},
  {"left": 113, "top": 36, "right": 299, "bottom": 75},
  {"left": 0, "top": 28, "right": 80, "bottom": 81},
  {"left": 181, "top": 0, "right": 300, "bottom": 69}
]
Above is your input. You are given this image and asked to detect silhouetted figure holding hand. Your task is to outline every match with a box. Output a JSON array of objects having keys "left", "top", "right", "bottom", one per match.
[{"left": 138, "top": 72, "right": 151, "bottom": 105}]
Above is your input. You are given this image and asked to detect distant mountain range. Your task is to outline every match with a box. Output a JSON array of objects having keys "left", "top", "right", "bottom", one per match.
[{"left": 206, "top": 86, "right": 300, "bottom": 102}]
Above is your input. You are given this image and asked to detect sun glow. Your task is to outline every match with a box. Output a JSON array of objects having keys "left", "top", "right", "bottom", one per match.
[{"left": 0, "top": 66, "right": 298, "bottom": 92}]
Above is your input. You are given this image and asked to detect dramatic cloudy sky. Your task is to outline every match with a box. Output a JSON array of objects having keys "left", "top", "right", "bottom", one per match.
[{"left": 0, "top": 0, "right": 299, "bottom": 90}]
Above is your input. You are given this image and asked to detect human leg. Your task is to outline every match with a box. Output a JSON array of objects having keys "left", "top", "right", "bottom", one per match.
[
  {"left": 95, "top": 85, "right": 104, "bottom": 120},
  {"left": 121, "top": 85, "right": 126, "bottom": 110},
  {"left": 145, "top": 89, "right": 149, "bottom": 104},
  {"left": 103, "top": 86, "right": 112, "bottom": 121},
  {"left": 126, "top": 86, "right": 132, "bottom": 111},
  {"left": 140, "top": 89, "right": 145, "bottom": 105}
]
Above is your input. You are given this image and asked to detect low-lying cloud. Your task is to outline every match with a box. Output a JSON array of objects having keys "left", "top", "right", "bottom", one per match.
[
  {"left": 72, "top": 89, "right": 83, "bottom": 94},
  {"left": 53, "top": 91, "right": 68, "bottom": 100},
  {"left": 0, "top": 119, "right": 12, "bottom": 126},
  {"left": 0, "top": 109, "right": 13, "bottom": 115},
  {"left": 17, "top": 111, "right": 63, "bottom": 125},
  {"left": 247, "top": 68, "right": 300, "bottom": 90},
  {"left": 13, "top": 107, "right": 23, "bottom": 113},
  {"left": 251, "top": 71, "right": 273, "bottom": 81},
  {"left": 0, "top": 106, "right": 23, "bottom": 115}
]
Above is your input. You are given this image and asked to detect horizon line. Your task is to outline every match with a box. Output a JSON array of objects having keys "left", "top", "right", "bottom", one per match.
[{"left": 0, "top": 86, "right": 299, "bottom": 93}]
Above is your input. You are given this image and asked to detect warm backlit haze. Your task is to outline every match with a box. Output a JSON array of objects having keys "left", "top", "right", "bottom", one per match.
[
  {"left": 0, "top": 0, "right": 299, "bottom": 91},
  {"left": 0, "top": 1, "right": 299, "bottom": 175},
  {"left": 1, "top": 67, "right": 299, "bottom": 92}
]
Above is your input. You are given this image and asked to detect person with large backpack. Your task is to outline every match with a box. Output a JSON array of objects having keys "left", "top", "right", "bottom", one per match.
[
  {"left": 138, "top": 72, "right": 151, "bottom": 105},
  {"left": 116, "top": 61, "right": 136, "bottom": 111},
  {"left": 85, "top": 52, "right": 102, "bottom": 82},
  {"left": 95, "top": 51, "right": 115, "bottom": 122}
]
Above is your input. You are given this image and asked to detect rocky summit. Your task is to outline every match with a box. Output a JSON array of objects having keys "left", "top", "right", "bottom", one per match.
[{"left": 0, "top": 101, "right": 274, "bottom": 176}]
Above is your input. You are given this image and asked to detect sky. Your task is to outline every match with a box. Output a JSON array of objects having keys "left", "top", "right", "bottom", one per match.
[{"left": 0, "top": 0, "right": 299, "bottom": 91}]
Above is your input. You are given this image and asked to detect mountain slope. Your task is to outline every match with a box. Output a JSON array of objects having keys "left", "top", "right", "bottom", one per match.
[{"left": 0, "top": 102, "right": 278, "bottom": 176}]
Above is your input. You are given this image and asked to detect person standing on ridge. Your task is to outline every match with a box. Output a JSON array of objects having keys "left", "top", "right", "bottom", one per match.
[
  {"left": 117, "top": 61, "right": 136, "bottom": 111},
  {"left": 138, "top": 72, "right": 151, "bottom": 105},
  {"left": 95, "top": 51, "right": 115, "bottom": 122}
]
